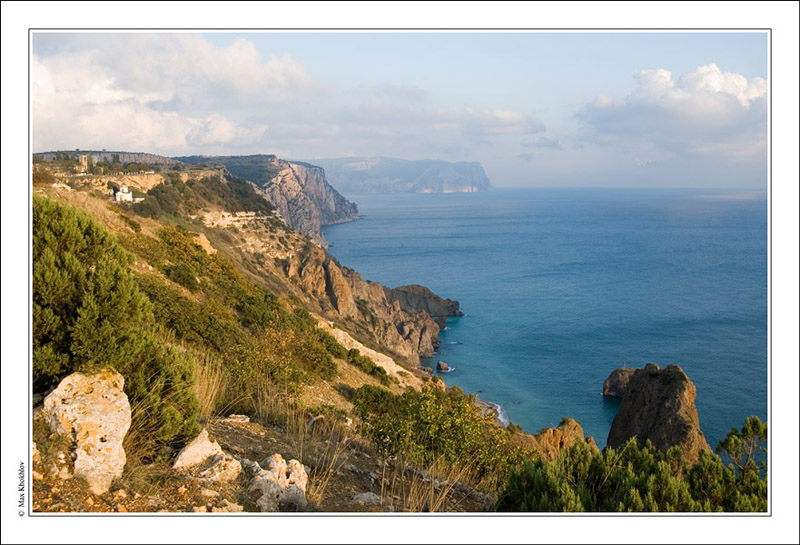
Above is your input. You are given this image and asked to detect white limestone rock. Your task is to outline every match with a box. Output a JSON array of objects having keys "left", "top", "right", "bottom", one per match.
[
  {"left": 173, "top": 429, "right": 223, "bottom": 470},
  {"left": 173, "top": 429, "right": 241, "bottom": 483},
  {"left": 249, "top": 453, "right": 309, "bottom": 511},
  {"left": 42, "top": 368, "right": 131, "bottom": 495}
]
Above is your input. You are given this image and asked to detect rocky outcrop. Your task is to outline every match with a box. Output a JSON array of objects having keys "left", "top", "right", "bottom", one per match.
[
  {"left": 385, "top": 284, "right": 463, "bottom": 328},
  {"left": 183, "top": 154, "right": 359, "bottom": 247},
  {"left": 606, "top": 364, "right": 712, "bottom": 466},
  {"left": 173, "top": 429, "right": 242, "bottom": 483},
  {"left": 510, "top": 418, "right": 598, "bottom": 462},
  {"left": 436, "top": 361, "right": 449, "bottom": 372},
  {"left": 248, "top": 454, "right": 309, "bottom": 512},
  {"left": 42, "top": 369, "right": 131, "bottom": 494},
  {"left": 284, "top": 244, "right": 445, "bottom": 365},
  {"left": 603, "top": 367, "right": 636, "bottom": 398},
  {"left": 309, "top": 157, "right": 493, "bottom": 195}
]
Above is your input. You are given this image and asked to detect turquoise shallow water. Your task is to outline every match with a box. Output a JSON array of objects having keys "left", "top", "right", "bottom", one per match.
[{"left": 322, "top": 188, "right": 768, "bottom": 449}]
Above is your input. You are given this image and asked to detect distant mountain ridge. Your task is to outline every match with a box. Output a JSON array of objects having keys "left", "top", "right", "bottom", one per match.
[
  {"left": 35, "top": 150, "right": 180, "bottom": 166},
  {"left": 307, "top": 157, "right": 493, "bottom": 195}
]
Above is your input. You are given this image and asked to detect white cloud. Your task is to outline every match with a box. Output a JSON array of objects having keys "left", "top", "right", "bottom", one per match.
[
  {"left": 32, "top": 33, "right": 546, "bottom": 161},
  {"left": 577, "top": 64, "right": 767, "bottom": 162}
]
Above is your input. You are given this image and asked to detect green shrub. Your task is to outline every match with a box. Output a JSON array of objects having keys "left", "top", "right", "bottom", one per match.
[
  {"left": 166, "top": 261, "right": 200, "bottom": 292},
  {"left": 353, "top": 384, "right": 519, "bottom": 478},
  {"left": 33, "top": 196, "right": 200, "bottom": 458},
  {"left": 495, "top": 418, "right": 768, "bottom": 512},
  {"left": 346, "top": 349, "right": 390, "bottom": 385},
  {"left": 317, "top": 329, "right": 348, "bottom": 359}
]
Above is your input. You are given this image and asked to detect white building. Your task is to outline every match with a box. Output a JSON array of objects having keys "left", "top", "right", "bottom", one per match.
[{"left": 115, "top": 184, "right": 133, "bottom": 202}]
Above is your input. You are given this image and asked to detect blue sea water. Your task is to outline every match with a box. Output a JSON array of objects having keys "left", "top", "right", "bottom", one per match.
[{"left": 322, "top": 188, "right": 768, "bottom": 449}]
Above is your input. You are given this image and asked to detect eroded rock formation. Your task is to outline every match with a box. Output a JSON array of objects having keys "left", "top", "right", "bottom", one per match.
[
  {"left": 42, "top": 368, "right": 132, "bottom": 494},
  {"left": 173, "top": 429, "right": 242, "bottom": 483},
  {"left": 248, "top": 453, "right": 309, "bottom": 512},
  {"left": 384, "top": 284, "right": 463, "bottom": 328},
  {"left": 603, "top": 367, "right": 636, "bottom": 398},
  {"left": 284, "top": 244, "right": 442, "bottom": 364},
  {"left": 190, "top": 154, "right": 359, "bottom": 247},
  {"left": 606, "top": 363, "right": 712, "bottom": 466},
  {"left": 510, "top": 417, "right": 598, "bottom": 462}
]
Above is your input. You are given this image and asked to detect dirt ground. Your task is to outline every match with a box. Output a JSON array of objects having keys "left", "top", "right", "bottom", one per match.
[{"left": 32, "top": 416, "right": 493, "bottom": 514}]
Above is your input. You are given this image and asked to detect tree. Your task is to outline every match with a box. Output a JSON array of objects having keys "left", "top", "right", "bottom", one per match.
[
  {"left": 33, "top": 195, "right": 200, "bottom": 457},
  {"left": 716, "top": 416, "right": 767, "bottom": 475}
]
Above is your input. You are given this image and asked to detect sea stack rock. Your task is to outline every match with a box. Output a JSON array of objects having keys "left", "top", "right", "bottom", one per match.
[
  {"left": 42, "top": 368, "right": 132, "bottom": 494},
  {"left": 606, "top": 364, "right": 712, "bottom": 465},
  {"left": 437, "top": 361, "right": 449, "bottom": 372},
  {"left": 603, "top": 367, "right": 636, "bottom": 398}
]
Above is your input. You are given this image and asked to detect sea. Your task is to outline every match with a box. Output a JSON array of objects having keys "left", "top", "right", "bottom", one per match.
[{"left": 322, "top": 188, "right": 768, "bottom": 449}]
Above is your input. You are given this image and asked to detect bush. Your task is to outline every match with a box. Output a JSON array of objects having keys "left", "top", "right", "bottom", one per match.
[
  {"left": 346, "top": 349, "right": 390, "bottom": 385},
  {"left": 33, "top": 196, "right": 200, "bottom": 458},
  {"left": 353, "top": 384, "right": 520, "bottom": 478},
  {"left": 495, "top": 418, "right": 768, "bottom": 512},
  {"left": 166, "top": 261, "right": 200, "bottom": 292},
  {"left": 317, "top": 329, "right": 348, "bottom": 359}
]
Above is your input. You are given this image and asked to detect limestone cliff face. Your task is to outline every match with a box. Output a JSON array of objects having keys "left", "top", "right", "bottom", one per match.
[
  {"left": 281, "top": 244, "right": 441, "bottom": 364},
  {"left": 180, "top": 155, "right": 359, "bottom": 248},
  {"left": 606, "top": 364, "right": 712, "bottom": 466},
  {"left": 384, "top": 285, "right": 463, "bottom": 328},
  {"left": 509, "top": 418, "right": 598, "bottom": 462}
]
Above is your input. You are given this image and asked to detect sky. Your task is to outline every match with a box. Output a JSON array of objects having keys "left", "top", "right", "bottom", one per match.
[{"left": 31, "top": 31, "right": 768, "bottom": 188}]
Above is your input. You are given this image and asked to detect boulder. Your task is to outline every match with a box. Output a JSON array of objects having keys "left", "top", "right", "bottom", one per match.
[
  {"left": 436, "top": 361, "right": 449, "bottom": 372},
  {"left": 249, "top": 454, "right": 309, "bottom": 512},
  {"left": 603, "top": 367, "right": 636, "bottom": 398},
  {"left": 173, "top": 429, "right": 223, "bottom": 470},
  {"left": 606, "top": 364, "right": 712, "bottom": 466},
  {"left": 42, "top": 368, "right": 131, "bottom": 494},
  {"left": 173, "top": 429, "right": 241, "bottom": 483}
]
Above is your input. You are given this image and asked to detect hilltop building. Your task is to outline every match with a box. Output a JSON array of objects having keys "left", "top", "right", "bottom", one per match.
[{"left": 114, "top": 184, "right": 133, "bottom": 202}]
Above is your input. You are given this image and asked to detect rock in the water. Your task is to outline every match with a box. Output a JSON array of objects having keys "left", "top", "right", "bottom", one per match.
[
  {"left": 603, "top": 367, "right": 636, "bottom": 398},
  {"left": 42, "top": 368, "right": 131, "bottom": 494},
  {"left": 352, "top": 491, "right": 381, "bottom": 505},
  {"left": 436, "top": 361, "right": 449, "bottom": 372},
  {"left": 606, "top": 363, "right": 712, "bottom": 466},
  {"left": 173, "top": 429, "right": 241, "bottom": 483}
]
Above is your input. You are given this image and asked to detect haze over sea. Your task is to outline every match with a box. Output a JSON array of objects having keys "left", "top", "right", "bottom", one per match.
[{"left": 323, "top": 188, "right": 767, "bottom": 449}]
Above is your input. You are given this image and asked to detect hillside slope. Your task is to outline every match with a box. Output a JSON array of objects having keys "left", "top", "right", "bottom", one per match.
[{"left": 177, "top": 154, "right": 359, "bottom": 247}]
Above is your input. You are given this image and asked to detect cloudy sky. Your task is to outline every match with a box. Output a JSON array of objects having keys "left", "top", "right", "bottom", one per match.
[{"left": 31, "top": 31, "right": 767, "bottom": 188}]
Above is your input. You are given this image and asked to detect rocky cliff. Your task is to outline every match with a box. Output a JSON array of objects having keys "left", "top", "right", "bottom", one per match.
[
  {"left": 606, "top": 364, "right": 712, "bottom": 465},
  {"left": 309, "top": 157, "right": 493, "bottom": 195},
  {"left": 602, "top": 367, "right": 636, "bottom": 398},
  {"left": 196, "top": 201, "right": 446, "bottom": 365},
  {"left": 509, "top": 418, "right": 598, "bottom": 462},
  {"left": 384, "top": 284, "right": 464, "bottom": 328},
  {"left": 281, "top": 245, "right": 441, "bottom": 363},
  {"left": 178, "top": 154, "right": 359, "bottom": 247}
]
